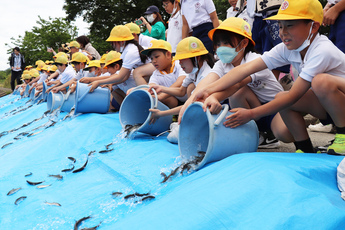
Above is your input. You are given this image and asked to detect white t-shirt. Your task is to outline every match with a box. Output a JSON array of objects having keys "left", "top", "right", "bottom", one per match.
[
  {"left": 112, "top": 70, "right": 137, "bottom": 93},
  {"left": 100, "top": 72, "right": 111, "bottom": 77},
  {"left": 149, "top": 60, "right": 188, "bottom": 102},
  {"left": 57, "top": 65, "right": 76, "bottom": 84},
  {"left": 167, "top": 11, "right": 183, "bottom": 53},
  {"left": 121, "top": 43, "right": 145, "bottom": 70},
  {"left": 37, "top": 73, "right": 48, "bottom": 84},
  {"left": 211, "top": 52, "right": 283, "bottom": 103},
  {"left": 138, "top": 34, "right": 156, "bottom": 49},
  {"left": 226, "top": 7, "right": 254, "bottom": 29},
  {"left": 182, "top": 60, "right": 211, "bottom": 87},
  {"left": 328, "top": 0, "right": 339, "bottom": 4},
  {"left": 181, "top": 0, "right": 216, "bottom": 29},
  {"left": 262, "top": 34, "right": 345, "bottom": 82}
]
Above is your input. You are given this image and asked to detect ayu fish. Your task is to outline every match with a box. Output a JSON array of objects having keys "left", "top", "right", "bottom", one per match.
[
  {"left": 61, "top": 165, "right": 75, "bottom": 172},
  {"left": 14, "top": 196, "right": 27, "bottom": 205},
  {"left": 26, "top": 180, "right": 44, "bottom": 185},
  {"left": 72, "top": 158, "right": 88, "bottom": 173},
  {"left": 7, "top": 187, "right": 22, "bottom": 196},
  {"left": 44, "top": 201, "right": 61, "bottom": 206},
  {"left": 74, "top": 216, "right": 91, "bottom": 230},
  {"left": 48, "top": 174, "right": 63, "bottom": 180}
]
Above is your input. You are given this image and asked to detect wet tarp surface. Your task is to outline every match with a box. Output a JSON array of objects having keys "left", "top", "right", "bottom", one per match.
[{"left": 0, "top": 94, "right": 345, "bottom": 230}]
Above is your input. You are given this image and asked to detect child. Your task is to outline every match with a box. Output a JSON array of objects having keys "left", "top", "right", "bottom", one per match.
[
  {"left": 226, "top": 0, "right": 253, "bottom": 29},
  {"left": 163, "top": 0, "right": 183, "bottom": 54},
  {"left": 141, "top": 40, "right": 188, "bottom": 108},
  {"left": 192, "top": 0, "right": 345, "bottom": 154}
]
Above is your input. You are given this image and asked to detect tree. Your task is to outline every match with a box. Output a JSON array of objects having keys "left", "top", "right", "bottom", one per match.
[{"left": 6, "top": 16, "right": 78, "bottom": 66}]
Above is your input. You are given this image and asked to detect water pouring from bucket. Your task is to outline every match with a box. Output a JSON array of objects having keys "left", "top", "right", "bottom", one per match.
[
  {"left": 179, "top": 102, "right": 259, "bottom": 170},
  {"left": 119, "top": 85, "right": 173, "bottom": 136}
]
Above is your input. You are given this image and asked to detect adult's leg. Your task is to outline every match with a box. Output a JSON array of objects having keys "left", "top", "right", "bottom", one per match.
[
  {"left": 16, "top": 71, "right": 22, "bottom": 86},
  {"left": 10, "top": 71, "right": 18, "bottom": 91}
]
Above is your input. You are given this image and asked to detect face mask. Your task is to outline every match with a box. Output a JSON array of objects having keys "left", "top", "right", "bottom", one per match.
[
  {"left": 147, "top": 14, "right": 155, "bottom": 23},
  {"left": 216, "top": 40, "right": 244, "bottom": 64},
  {"left": 294, "top": 22, "right": 314, "bottom": 52},
  {"left": 189, "top": 57, "right": 198, "bottom": 74},
  {"left": 119, "top": 45, "right": 125, "bottom": 53},
  {"left": 87, "top": 71, "right": 96, "bottom": 78},
  {"left": 171, "top": 2, "right": 177, "bottom": 15}
]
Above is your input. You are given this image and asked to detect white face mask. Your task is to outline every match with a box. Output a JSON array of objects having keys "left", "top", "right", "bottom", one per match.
[
  {"left": 294, "top": 22, "right": 314, "bottom": 52},
  {"left": 189, "top": 57, "right": 199, "bottom": 74},
  {"left": 147, "top": 14, "right": 155, "bottom": 23},
  {"left": 171, "top": 2, "right": 178, "bottom": 15},
  {"left": 87, "top": 71, "right": 96, "bottom": 78}
]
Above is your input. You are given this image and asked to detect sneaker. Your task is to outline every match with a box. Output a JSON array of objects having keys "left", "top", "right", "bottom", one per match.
[
  {"left": 295, "top": 149, "right": 304, "bottom": 153},
  {"left": 327, "top": 134, "right": 345, "bottom": 155},
  {"left": 167, "top": 122, "right": 179, "bottom": 144},
  {"left": 258, "top": 132, "right": 280, "bottom": 149},
  {"left": 308, "top": 123, "right": 333, "bottom": 133}
]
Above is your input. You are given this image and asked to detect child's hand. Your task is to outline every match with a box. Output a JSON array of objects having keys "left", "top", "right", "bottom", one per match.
[
  {"left": 224, "top": 108, "right": 254, "bottom": 128},
  {"left": 193, "top": 88, "right": 210, "bottom": 103},
  {"left": 88, "top": 81, "right": 100, "bottom": 93},
  {"left": 79, "top": 77, "right": 92, "bottom": 83},
  {"left": 323, "top": 5, "right": 340, "bottom": 26},
  {"left": 203, "top": 95, "right": 222, "bottom": 114},
  {"left": 51, "top": 87, "right": 61, "bottom": 93},
  {"left": 126, "top": 87, "right": 134, "bottom": 95},
  {"left": 149, "top": 108, "right": 162, "bottom": 124},
  {"left": 149, "top": 85, "right": 164, "bottom": 94},
  {"left": 70, "top": 83, "right": 77, "bottom": 93}
]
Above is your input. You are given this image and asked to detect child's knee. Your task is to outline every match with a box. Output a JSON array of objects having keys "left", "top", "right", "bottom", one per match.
[{"left": 312, "top": 73, "right": 336, "bottom": 96}]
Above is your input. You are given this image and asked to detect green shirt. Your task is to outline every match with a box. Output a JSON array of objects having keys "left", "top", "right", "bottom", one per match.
[{"left": 143, "top": 21, "right": 166, "bottom": 40}]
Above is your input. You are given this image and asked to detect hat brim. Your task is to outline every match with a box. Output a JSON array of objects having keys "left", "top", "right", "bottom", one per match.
[
  {"left": 173, "top": 50, "right": 209, "bottom": 61},
  {"left": 208, "top": 27, "right": 255, "bottom": 46},
  {"left": 104, "top": 58, "right": 122, "bottom": 67},
  {"left": 106, "top": 36, "right": 134, "bottom": 42},
  {"left": 141, "top": 48, "right": 171, "bottom": 56},
  {"left": 264, "top": 14, "right": 311, "bottom": 21}
]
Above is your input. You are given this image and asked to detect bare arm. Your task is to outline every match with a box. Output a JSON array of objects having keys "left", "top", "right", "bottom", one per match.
[
  {"left": 89, "top": 68, "right": 131, "bottom": 92},
  {"left": 150, "top": 84, "right": 187, "bottom": 97},
  {"left": 182, "top": 15, "right": 190, "bottom": 39},
  {"left": 209, "top": 11, "right": 219, "bottom": 28},
  {"left": 323, "top": 0, "right": 345, "bottom": 25}
]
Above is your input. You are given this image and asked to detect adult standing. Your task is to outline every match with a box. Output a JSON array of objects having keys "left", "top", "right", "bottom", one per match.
[
  {"left": 10, "top": 47, "right": 25, "bottom": 91},
  {"left": 76, "top": 35, "right": 101, "bottom": 60}
]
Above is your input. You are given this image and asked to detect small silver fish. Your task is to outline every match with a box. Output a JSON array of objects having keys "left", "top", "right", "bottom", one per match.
[
  {"left": 48, "top": 174, "right": 63, "bottom": 180},
  {"left": 25, "top": 172, "right": 32, "bottom": 177},
  {"left": 44, "top": 201, "right": 61, "bottom": 206},
  {"left": 7, "top": 187, "right": 22, "bottom": 196},
  {"left": 37, "top": 184, "right": 52, "bottom": 189},
  {"left": 26, "top": 180, "right": 44, "bottom": 185},
  {"left": 15, "top": 196, "right": 27, "bottom": 205},
  {"left": 1, "top": 142, "right": 13, "bottom": 149}
]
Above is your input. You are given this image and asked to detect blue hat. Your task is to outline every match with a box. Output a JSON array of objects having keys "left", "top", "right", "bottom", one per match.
[{"left": 144, "top": 5, "right": 159, "bottom": 15}]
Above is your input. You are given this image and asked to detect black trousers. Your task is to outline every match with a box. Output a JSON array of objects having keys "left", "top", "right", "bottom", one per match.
[{"left": 11, "top": 70, "right": 22, "bottom": 91}]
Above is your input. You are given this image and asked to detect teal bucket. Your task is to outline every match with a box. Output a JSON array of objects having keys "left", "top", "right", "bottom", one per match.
[
  {"left": 47, "top": 91, "right": 64, "bottom": 112},
  {"left": 74, "top": 82, "right": 110, "bottom": 114},
  {"left": 119, "top": 85, "right": 172, "bottom": 136},
  {"left": 61, "top": 90, "right": 76, "bottom": 112},
  {"left": 43, "top": 82, "right": 55, "bottom": 102},
  {"left": 179, "top": 102, "right": 259, "bottom": 170}
]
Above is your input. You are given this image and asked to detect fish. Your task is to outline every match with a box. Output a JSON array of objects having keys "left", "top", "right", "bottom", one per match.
[
  {"left": 105, "top": 143, "right": 113, "bottom": 149},
  {"left": 61, "top": 165, "right": 75, "bottom": 172},
  {"left": 161, "top": 166, "right": 180, "bottom": 183},
  {"left": 45, "top": 121, "right": 57, "bottom": 129},
  {"left": 7, "top": 187, "right": 22, "bottom": 196},
  {"left": 44, "top": 201, "right": 61, "bottom": 206},
  {"left": 26, "top": 180, "right": 44, "bottom": 185},
  {"left": 37, "top": 184, "right": 52, "bottom": 189},
  {"left": 139, "top": 195, "right": 155, "bottom": 202},
  {"left": 74, "top": 216, "right": 92, "bottom": 230},
  {"left": 72, "top": 158, "right": 88, "bottom": 173},
  {"left": 88, "top": 150, "right": 96, "bottom": 156},
  {"left": 14, "top": 196, "right": 27, "bottom": 205},
  {"left": 124, "top": 192, "right": 150, "bottom": 200},
  {"left": 48, "top": 174, "right": 63, "bottom": 180},
  {"left": 1, "top": 142, "right": 13, "bottom": 149},
  {"left": 99, "top": 149, "right": 114, "bottom": 154},
  {"left": 17, "top": 132, "right": 29, "bottom": 136},
  {"left": 0, "top": 131, "right": 9, "bottom": 138},
  {"left": 111, "top": 192, "right": 123, "bottom": 197},
  {"left": 124, "top": 194, "right": 136, "bottom": 200},
  {"left": 80, "top": 222, "right": 101, "bottom": 230},
  {"left": 13, "top": 137, "right": 22, "bottom": 140},
  {"left": 36, "top": 99, "right": 44, "bottom": 105},
  {"left": 25, "top": 172, "right": 32, "bottom": 177},
  {"left": 124, "top": 123, "right": 142, "bottom": 137},
  {"left": 43, "top": 110, "right": 51, "bottom": 116},
  {"left": 68, "top": 157, "right": 77, "bottom": 163}
]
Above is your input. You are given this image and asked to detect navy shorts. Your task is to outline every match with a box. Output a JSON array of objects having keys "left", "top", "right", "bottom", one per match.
[{"left": 329, "top": 10, "right": 345, "bottom": 53}]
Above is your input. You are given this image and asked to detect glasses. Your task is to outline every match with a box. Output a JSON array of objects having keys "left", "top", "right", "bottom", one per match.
[{"left": 162, "top": 3, "right": 169, "bottom": 8}]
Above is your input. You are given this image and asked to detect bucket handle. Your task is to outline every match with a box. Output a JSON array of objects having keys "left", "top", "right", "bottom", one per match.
[
  {"left": 77, "top": 83, "right": 92, "bottom": 102},
  {"left": 213, "top": 104, "right": 229, "bottom": 127},
  {"left": 131, "top": 85, "right": 158, "bottom": 109}
]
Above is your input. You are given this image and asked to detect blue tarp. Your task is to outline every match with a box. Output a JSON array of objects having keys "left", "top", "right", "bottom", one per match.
[{"left": 0, "top": 94, "right": 345, "bottom": 229}]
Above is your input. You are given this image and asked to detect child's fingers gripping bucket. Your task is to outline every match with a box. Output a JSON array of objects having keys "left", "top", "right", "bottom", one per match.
[
  {"left": 61, "top": 90, "right": 76, "bottom": 112},
  {"left": 179, "top": 102, "right": 259, "bottom": 170},
  {"left": 119, "top": 85, "right": 172, "bottom": 136},
  {"left": 74, "top": 82, "right": 110, "bottom": 114},
  {"left": 33, "top": 88, "right": 43, "bottom": 104},
  {"left": 47, "top": 91, "right": 64, "bottom": 112},
  {"left": 42, "top": 82, "right": 55, "bottom": 102},
  {"left": 29, "top": 87, "right": 35, "bottom": 100},
  {"left": 23, "top": 84, "right": 30, "bottom": 97}
]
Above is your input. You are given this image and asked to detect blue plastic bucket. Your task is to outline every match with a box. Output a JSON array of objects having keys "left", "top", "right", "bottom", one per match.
[
  {"left": 32, "top": 88, "right": 43, "bottom": 104},
  {"left": 61, "top": 90, "right": 76, "bottom": 112},
  {"left": 12, "top": 87, "right": 20, "bottom": 95},
  {"left": 119, "top": 85, "right": 172, "bottom": 136},
  {"left": 42, "top": 82, "right": 55, "bottom": 102},
  {"left": 23, "top": 84, "right": 30, "bottom": 97},
  {"left": 179, "top": 102, "right": 259, "bottom": 170},
  {"left": 29, "top": 87, "right": 35, "bottom": 100},
  {"left": 47, "top": 91, "right": 64, "bottom": 112},
  {"left": 74, "top": 82, "right": 110, "bottom": 114}
]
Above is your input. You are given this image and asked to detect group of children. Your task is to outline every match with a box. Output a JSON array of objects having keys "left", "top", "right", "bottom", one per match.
[{"left": 12, "top": 0, "right": 345, "bottom": 156}]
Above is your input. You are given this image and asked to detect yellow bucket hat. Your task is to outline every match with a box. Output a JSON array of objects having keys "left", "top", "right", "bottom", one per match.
[
  {"left": 104, "top": 51, "right": 122, "bottom": 68},
  {"left": 35, "top": 60, "right": 44, "bottom": 66},
  {"left": 173, "top": 37, "right": 208, "bottom": 61},
  {"left": 100, "top": 54, "right": 107, "bottom": 64},
  {"left": 21, "top": 73, "right": 32, "bottom": 80},
  {"left": 29, "top": 69, "right": 40, "bottom": 78},
  {"left": 265, "top": 0, "right": 323, "bottom": 24},
  {"left": 68, "top": 41, "right": 80, "bottom": 48},
  {"left": 70, "top": 52, "right": 89, "bottom": 63},
  {"left": 48, "top": 65, "right": 58, "bottom": 72},
  {"left": 141, "top": 40, "right": 172, "bottom": 56},
  {"left": 54, "top": 55, "right": 69, "bottom": 65},
  {"left": 208, "top": 17, "right": 255, "bottom": 46},
  {"left": 45, "top": 60, "right": 50, "bottom": 65},
  {"left": 53, "top": 52, "right": 69, "bottom": 59},
  {"left": 106, "top": 25, "right": 134, "bottom": 42},
  {"left": 84, "top": 60, "right": 101, "bottom": 70},
  {"left": 25, "top": 65, "right": 33, "bottom": 70},
  {"left": 23, "top": 70, "right": 30, "bottom": 75},
  {"left": 125, "top": 23, "right": 141, "bottom": 34},
  {"left": 36, "top": 62, "right": 47, "bottom": 71}
]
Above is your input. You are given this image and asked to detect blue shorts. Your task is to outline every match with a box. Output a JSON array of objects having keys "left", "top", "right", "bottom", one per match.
[
  {"left": 111, "top": 98, "right": 121, "bottom": 110},
  {"left": 329, "top": 10, "right": 345, "bottom": 53}
]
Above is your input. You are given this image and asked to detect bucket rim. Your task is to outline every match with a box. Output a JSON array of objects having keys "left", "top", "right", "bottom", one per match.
[{"left": 48, "top": 91, "right": 64, "bottom": 112}]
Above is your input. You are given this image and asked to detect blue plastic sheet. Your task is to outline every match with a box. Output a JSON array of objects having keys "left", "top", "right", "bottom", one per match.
[{"left": 0, "top": 94, "right": 345, "bottom": 229}]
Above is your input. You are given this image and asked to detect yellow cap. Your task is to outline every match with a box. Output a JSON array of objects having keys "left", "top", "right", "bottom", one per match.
[
  {"left": 36, "top": 62, "right": 47, "bottom": 71},
  {"left": 125, "top": 23, "right": 141, "bottom": 34},
  {"left": 29, "top": 69, "right": 40, "bottom": 78},
  {"left": 70, "top": 52, "right": 89, "bottom": 63},
  {"left": 208, "top": 17, "right": 255, "bottom": 45},
  {"left": 265, "top": 0, "right": 323, "bottom": 24},
  {"left": 35, "top": 60, "right": 44, "bottom": 66},
  {"left": 104, "top": 51, "right": 122, "bottom": 67},
  {"left": 173, "top": 37, "right": 208, "bottom": 61},
  {"left": 48, "top": 65, "right": 58, "bottom": 72},
  {"left": 25, "top": 65, "right": 33, "bottom": 70},
  {"left": 54, "top": 55, "right": 69, "bottom": 65},
  {"left": 106, "top": 25, "right": 134, "bottom": 42},
  {"left": 141, "top": 40, "right": 172, "bottom": 56},
  {"left": 68, "top": 41, "right": 80, "bottom": 48},
  {"left": 53, "top": 52, "right": 69, "bottom": 59},
  {"left": 23, "top": 70, "right": 30, "bottom": 75},
  {"left": 21, "top": 73, "right": 32, "bottom": 80},
  {"left": 45, "top": 60, "right": 50, "bottom": 65},
  {"left": 100, "top": 54, "right": 107, "bottom": 64},
  {"left": 84, "top": 60, "right": 101, "bottom": 70}
]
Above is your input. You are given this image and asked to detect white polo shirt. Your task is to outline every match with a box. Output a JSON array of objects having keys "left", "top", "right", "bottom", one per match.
[
  {"left": 149, "top": 60, "right": 188, "bottom": 102},
  {"left": 181, "top": 0, "right": 216, "bottom": 29},
  {"left": 138, "top": 34, "right": 156, "bottom": 49},
  {"left": 112, "top": 70, "right": 137, "bottom": 93},
  {"left": 37, "top": 73, "right": 48, "bottom": 84},
  {"left": 182, "top": 60, "right": 211, "bottom": 87},
  {"left": 226, "top": 7, "right": 254, "bottom": 29},
  {"left": 121, "top": 43, "right": 145, "bottom": 70},
  {"left": 167, "top": 11, "right": 183, "bottom": 53},
  {"left": 261, "top": 34, "right": 345, "bottom": 82},
  {"left": 211, "top": 52, "right": 283, "bottom": 103},
  {"left": 57, "top": 65, "right": 76, "bottom": 84},
  {"left": 74, "top": 69, "right": 89, "bottom": 81}
]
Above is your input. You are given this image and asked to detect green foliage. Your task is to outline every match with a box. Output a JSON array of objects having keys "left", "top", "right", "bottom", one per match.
[
  {"left": 6, "top": 17, "right": 78, "bottom": 67},
  {"left": 0, "top": 69, "right": 11, "bottom": 80}
]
